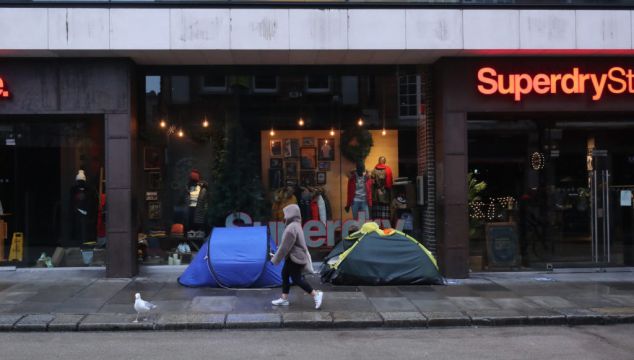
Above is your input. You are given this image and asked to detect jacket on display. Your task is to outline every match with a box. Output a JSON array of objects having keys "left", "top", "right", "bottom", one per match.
[
  {"left": 372, "top": 164, "right": 393, "bottom": 204},
  {"left": 346, "top": 171, "right": 373, "bottom": 208},
  {"left": 271, "top": 187, "right": 298, "bottom": 222},
  {"left": 185, "top": 180, "right": 209, "bottom": 225}
]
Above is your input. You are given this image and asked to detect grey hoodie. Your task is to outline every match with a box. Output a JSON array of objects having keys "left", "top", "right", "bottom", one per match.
[{"left": 271, "top": 204, "right": 309, "bottom": 266}]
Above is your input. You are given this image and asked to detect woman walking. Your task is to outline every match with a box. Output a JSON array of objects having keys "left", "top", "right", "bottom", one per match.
[{"left": 270, "top": 204, "right": 324, "bottom": 309}]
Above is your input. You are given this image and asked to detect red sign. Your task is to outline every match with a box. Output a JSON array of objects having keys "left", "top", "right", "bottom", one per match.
[
  {"left": 0, "top": 77, "right": 10, "bottom": 99},
  {"left": 477, "top": 66, "right": 634, "bottom": 102}
]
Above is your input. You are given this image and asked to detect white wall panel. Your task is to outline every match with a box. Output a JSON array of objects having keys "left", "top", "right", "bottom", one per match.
[
  {"left": 348, "top": 10, "right": 406, "bottom": 50},
  {"left": 170, "top": 9, "right": 230, "bottom": 50},
  {"left": 289, "top": 9, "right": 347, "bottom": 50},
  {"left": 49, "top": 8, "right": 109, "bottom": 50},
  {"left": 520, "top": 10, "right": 575, "bottom": 49},
  {"left": 464, "top": 10, "right": 519, "bottom": 49},
  {"left": 576, "top": 10, "right": 631, "bottom": 49},
  {"left": 0, "top": 8, "right": 47, "bottom": 49},
  {"left": 110, "top": 9, "right": 170, "bottom": 50},
  {"left": 406, "top": 9, "right": 463, "bottom": 49},
  {"left": 230, "top": 9, "right": 289, "bottom": 50}
]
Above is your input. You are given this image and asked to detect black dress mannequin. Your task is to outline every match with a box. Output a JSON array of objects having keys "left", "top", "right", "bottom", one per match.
[{"left": 69, "top": 170, "right": 97, "bottom": 247}]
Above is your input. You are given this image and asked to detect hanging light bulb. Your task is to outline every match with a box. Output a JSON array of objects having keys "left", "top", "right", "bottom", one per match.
[
  {"left": 298, "top": 117, "right": 305, "bottom": 127},
  {"left": 329, "top": 128, "right": 335, "bottom": 136},
  {"left": 202, "top": 117, "right": 209, "bottom": 128},
  {"left": 270, "top": 128, "right": 275, "bottom": 136},
  {"left": 382, "top": 128, "right": 387, "bottom": 136},
  {"left": 357, "top": 117, "right": 364, "bottom": 126},
  {"left": 159, "top": 119, "right": 167, "bottom": 129},
  {"left": 178, "top": 129, "right": 184, "bottom": 138}
]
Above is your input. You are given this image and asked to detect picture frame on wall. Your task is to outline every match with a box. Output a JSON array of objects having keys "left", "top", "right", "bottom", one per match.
[
  {"left": 283, "top": 139, "right": 300, "bottom": 158},
  {"left": 302, "top": 137, "right": 315, "bottom": 147},
  {"left": 300, "top": 171, "right": 315, "bottom": 186},
  {"left": 270, "top": 158, "right": 283, "bottom": 169},
  {"left": 285, "top": 161, "right": 298, "bottom": 179},
  {"left": 143, "top": 147, "right": 162, "bottom": 170},
  {"left": 147, "top": 171, "right": 162, "bottom": 190},
  {"left": 300, "top": 147, "right": 317, "bottom": 169},
  {"left": 316, "top": 171, "right": 327, "bottom": 185},
  {"left": 318, "top": 138, "right": 335, "bottom": 161},
  {"left": 285, "top": 178, "right": 298, "bottom": 187},
  {"left": 318, "top": 161, "right": 330, "bottom": 171},
  {"left": 270, "top": 139, "right": 282, "bottom": 157}
]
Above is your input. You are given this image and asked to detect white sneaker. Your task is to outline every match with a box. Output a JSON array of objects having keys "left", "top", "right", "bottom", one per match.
[
  {"left": 313, "top": 291, "right": 323, "bottom": 310},
  {"left": 271, "top": 298, "right": 289, "bottom": 306}
]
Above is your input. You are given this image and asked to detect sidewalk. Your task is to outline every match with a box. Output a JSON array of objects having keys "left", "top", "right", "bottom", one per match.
[{"left": 0, "top": 265, "right": 633, "bottom": 331}]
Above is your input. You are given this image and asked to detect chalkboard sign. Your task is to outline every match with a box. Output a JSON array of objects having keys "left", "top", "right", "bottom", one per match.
[{"left": 485, "top": 222, "right": 520, "bottom": 268}]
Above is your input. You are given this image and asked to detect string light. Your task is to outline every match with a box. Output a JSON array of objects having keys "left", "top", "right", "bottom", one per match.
[
  {"left": 177, "top": 129, "right": 184, "bottom": 138},
  {"left": 382, "top": 128, "right": 387, "bottom": 136},
  {"left": 298, "top": 117, "right": 305, "bottom": 127},
  {"left": 531, "top": 152, "right": 545, "bottom": 170},
  {"left": 202, "top": 117, "right": 209, "bottom": 128},
  {"left": 357, "top": 117, "right": 364, "bottom": 126},
  {"left": 159, "top": 119, "right": 167, "bottom": 129},
  {"left": 270, "top": 128, "right": 275, "bottom": 136},
  {"left": 330, "top": 128, "right": 335, "bottom": 136}
]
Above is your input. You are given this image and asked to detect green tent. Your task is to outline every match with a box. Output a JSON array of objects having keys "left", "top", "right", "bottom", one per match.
[{"left": 321, "top": 222, "right": 444, "bottom": 285}]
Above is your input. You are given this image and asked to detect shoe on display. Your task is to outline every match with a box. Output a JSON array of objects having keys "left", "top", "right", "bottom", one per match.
[
  {"left": 314, "top": 291, "right": 323, "bottom": 310},
  {"left": 184, "top": 244, "right": 191, "bottom": 254},
  {"left": 271, "top": 298, "right": 290, "bottom": 306}
]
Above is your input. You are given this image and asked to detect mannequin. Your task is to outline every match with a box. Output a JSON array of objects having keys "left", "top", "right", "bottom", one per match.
[
  {"left": 69, "top": 170, "right": 98, "bottom": 247},
  {"left": 185, "top": 169, "right": 208, "bottom": 234},
  {"left": 371, "top": 156, "right": 394, "bottom": 219},
  {"left": 346, "top": 162, "right": 373, "bottom": 220}
]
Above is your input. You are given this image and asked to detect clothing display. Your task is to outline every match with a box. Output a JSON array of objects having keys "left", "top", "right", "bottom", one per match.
[
  {"left": 271, "top": 187, "right": 298, "bottom": 222},
  {"left": 184, "top": 169, "right": 208, "bottom": 232},
  {"left": 69, "top": 171, "right": 98, "bottom": 247},
  {"left": 371, "top": 157, "right": 394, "bottom": 219},
  {"left": 346, "top": 165, "right": 373, "bottom": 219}
]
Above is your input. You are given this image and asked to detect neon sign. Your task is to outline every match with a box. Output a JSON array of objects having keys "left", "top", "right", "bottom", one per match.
[
  {"left": 477, "top": 66, "right": 634, "bottom": 101},
  {"left": 0, "top": 77, "right": 10, "bottom": 99}
]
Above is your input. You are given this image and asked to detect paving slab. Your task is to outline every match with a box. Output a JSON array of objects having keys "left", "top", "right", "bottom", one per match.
[
  {"left": 422, "top": 311, "right": 471, "bottom": 327},
  {"left": 190, "top": 296, "right": 236, "bottom": 313},
  {"left": 331, "top": 311, "right": 383, "bottom": 328},
  {"left": 282, "top": 312, "right": 333, "bottom": 328},
  {"left": 525, "top": 296, "right": 577, "bottom": 309},
  {"left": 225, "top": 313, "right": 281, "bottom": 329},
  {"left": 410, "top": 299, "right": 462, "bottom": 312},
  {"left": 78, "top": 313, "right": 155, "bottom": 331},
  {"left": 369, "top": 297, "right": 418, "bottom": 312},
  {"left": 0, "top": 314, "right": 25, "bottom": 331},
  {"left": 380, "top": 311, "right": 427, "bottom": 327},
  {"left": 448, "top": 296, "right": 501, "bottom": 311},
  {"left": 14, "top": 314, "right": 55, "bottom": 331},
  {"left": 156, "top": 313, "right": 225, "bottom": 330},
  {"left": 490, "top": 298, "right": 543, "bottom": 311},
  {"left": 48, "top": 314, "right": 85, "bottom": 331}
]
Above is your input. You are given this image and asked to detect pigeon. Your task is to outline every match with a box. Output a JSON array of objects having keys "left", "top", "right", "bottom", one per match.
[{"left": 133, "top": 292, "right": 157, "bottom": 323}]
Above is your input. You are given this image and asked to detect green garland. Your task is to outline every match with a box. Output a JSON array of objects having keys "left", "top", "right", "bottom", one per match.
[{"left": 340, "top": 127, "right": 374, "bottom": 163}]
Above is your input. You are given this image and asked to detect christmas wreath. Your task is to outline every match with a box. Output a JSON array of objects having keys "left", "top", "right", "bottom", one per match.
[{"left": 340, "top": 127, "right": 374, "bottom": 163}]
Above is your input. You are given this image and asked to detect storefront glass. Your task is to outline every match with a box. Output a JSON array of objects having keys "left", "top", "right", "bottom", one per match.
[
  {"left": 0, "top": 116, "right": 105, "bottom": 268},
  {"left": 468, "top": 115, "right": 632, "bottom": 270},
  {"left": 138, "top": 67, "right": 423, "bottom": 265}
]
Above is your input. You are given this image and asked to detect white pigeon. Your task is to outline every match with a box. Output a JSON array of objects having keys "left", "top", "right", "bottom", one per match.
[{"left": 133, "top": 292, "right": 157, "bottom": 323}]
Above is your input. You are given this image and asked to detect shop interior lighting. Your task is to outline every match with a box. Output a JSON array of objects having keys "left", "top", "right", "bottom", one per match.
[
  {"left": 270, "top": 128, "right": 275, "bottom": 136},
  {"left": 202, "top": 116, "right": 209, "bottom": 128},
  {"left": 329, "top": 128, "right": 335, "bottom": 136},
  {"left": 382, "top": 128, "right": 387, "bottom": 136},
  {"left": 357, "top": 117, "right": 364, "bottom": 126},
  {"left": 298, "top": 117, "right": 305, "bottom": 127},
  {"left": 178, "top": 129, "right": 184, "bottom": 138},
  {"left": 159, "top": 119, "right": 167, "bottom": 129}
]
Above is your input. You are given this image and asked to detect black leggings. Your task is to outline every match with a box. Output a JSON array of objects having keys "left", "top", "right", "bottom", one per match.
[{"left": 282, "top": 259, "right": 314, "bottom": 294}]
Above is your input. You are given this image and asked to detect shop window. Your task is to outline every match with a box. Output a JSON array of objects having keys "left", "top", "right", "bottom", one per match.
[
  {"left": 201, "top": 75, "right": 227, "bottom": 93},
  {"left": 252, "top": 76, "right": 278, "bottom": 93},
  {"left": 171, "top": 76, "right": 190, "bottom": 104},
  {"left": 398, "top": 74, "right": 419, "bottom": 119},
  {"left": 305, "top": 75, "right": 331, "bottom": 93}
]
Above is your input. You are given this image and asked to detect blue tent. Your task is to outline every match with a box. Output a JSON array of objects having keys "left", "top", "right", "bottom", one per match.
[{"left": 178, "top": 226, "right": 283, "bottom": 288}]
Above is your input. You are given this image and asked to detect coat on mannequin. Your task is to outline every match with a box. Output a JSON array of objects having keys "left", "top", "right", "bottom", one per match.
[
  {"left": 346, "top": 162, "right": 373, "bottom": 220},
  {"left": 69, "top": 170, "right": 98, "bottom": 247}
]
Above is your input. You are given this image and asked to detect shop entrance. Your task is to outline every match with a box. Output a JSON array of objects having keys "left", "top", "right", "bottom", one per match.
[{"left": 468, "top": 116, "right": 633, "bottom": 270}]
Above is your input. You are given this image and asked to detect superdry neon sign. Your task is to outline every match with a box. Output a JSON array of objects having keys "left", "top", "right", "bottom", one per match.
[
  {"left": 477, "top": 66, "right": 634, "bottom": 101},
  {"left": 0, "top": 77, "right": 10, "bottom": 99}
]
